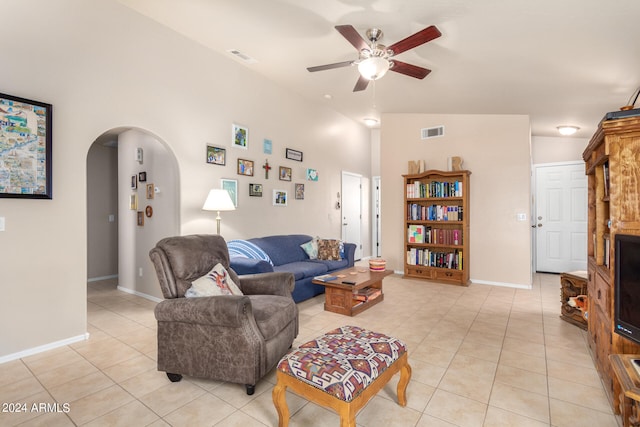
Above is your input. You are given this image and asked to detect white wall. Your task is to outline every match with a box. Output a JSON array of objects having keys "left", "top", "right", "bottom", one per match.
[
  {"left": 532, "top": 136, "right": 588, "bottom": 164},
  {"left": 0, "top": 0, "right": 370, "bottom": 360},
  {"left": 381, "top": 113, "right": 532, "bottom": 287}
]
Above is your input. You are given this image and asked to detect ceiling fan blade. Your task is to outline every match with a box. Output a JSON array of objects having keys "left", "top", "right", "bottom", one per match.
[
  {"left": 307, "top": 60, "right": 354, "bottom": 72},
  {"left": 353, "top": 75, "right": 370, "bottom": 92},
  {"left": 390, "top": 60, "right": 431, "bottom": 79},
  {"left": 387, "top": 25, "right": 441, "bottom": 56},
  {"left": 335, "top": 25, "right": 369, "bottom": 52}
]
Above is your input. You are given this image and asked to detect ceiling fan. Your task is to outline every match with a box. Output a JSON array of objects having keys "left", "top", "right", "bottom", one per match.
[{"left": 307, "top": 24, "right": 441, "bottom": 92}]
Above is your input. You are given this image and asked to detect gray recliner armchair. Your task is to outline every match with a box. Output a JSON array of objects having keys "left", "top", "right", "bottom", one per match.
[{"left": 149, "top": 234, "right": 298, "bottom": 395}]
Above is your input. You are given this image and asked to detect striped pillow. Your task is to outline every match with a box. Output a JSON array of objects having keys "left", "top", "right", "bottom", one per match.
[{"left": 227, "top": 240, "right": 273, "bottom": 265}]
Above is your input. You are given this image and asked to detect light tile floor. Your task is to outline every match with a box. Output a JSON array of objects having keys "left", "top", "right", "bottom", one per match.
[{"left": 0, "top": 273, "right": 620, "bottom": 427}]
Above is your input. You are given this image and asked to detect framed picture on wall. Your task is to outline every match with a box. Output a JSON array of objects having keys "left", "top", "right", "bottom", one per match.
[
  {"left": 286, "top": 148, "right": 303, "bottom": 162},
  {"left": 207, "top": 145, "right": 226, "bottom": 165},
  {"left": 237, "top": 159, "right": 254, "bottom": 176},
  {"left": 131, "top": 175, "right": 137, "bottom": 189},
  {"left": 232, "top": 123, "right": 248, "bottom": 149},
  {"left": 0, "top": 92, "right": 53, "bottom": 199},
  {"left": 221, "top": 178, "right": 238, "bottom": 207},
  {"left": 273, "top": 190, "right": 287, "bottom": 206},
  {"left": 279, "top": 166, "right": 292, "bottom": 181},
  {"left": 249, "top": 183, "right": 263, "bottom": 197},
  {"left": 295, "top": 183, "right": 305, "bottom": 200}
]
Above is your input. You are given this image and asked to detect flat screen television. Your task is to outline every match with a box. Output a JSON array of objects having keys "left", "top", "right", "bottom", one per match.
[{"left": 614, "top": 234, "right": 640, "bottom": 345}]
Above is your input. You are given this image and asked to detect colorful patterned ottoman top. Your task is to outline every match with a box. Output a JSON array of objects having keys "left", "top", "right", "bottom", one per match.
[{"left": 277, "top": 325, "right": 407, "bottom": 402}]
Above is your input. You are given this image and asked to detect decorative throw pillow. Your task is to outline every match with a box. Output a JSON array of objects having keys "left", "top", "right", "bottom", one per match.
[
  {"left": 300, "top": 237, "right": 319, "bottom": 259},
  {"left": 227, "top": 240, "right": 274, "bottom": 265},
  {"left": 185, "top": 263, "right": 243, "bottom": 297},
  {"left": 317, "top": 239, "right": 342, "bottom": 261}
]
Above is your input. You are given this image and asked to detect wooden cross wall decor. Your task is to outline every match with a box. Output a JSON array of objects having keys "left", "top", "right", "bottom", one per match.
[{"left": 263, "top": 159, "right": 272, "bottom": 179}]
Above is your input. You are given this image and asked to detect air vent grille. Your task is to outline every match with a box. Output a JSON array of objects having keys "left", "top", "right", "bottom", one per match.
[
  {"left": 421, "top": 126, "right": 445, "bottom": 139},
  {"left": 227, "top": 49, "right": 257, "bottom": 64}
]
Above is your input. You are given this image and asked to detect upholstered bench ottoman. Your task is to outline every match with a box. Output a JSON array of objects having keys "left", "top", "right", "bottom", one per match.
[{"left": 272, "top": 325, "right": 411, "bottom": 427}]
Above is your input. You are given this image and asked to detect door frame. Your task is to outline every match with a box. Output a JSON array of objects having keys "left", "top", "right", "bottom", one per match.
[
  {"left": 341, "top": 171, "right": 363, "bottom": 260},
  {"left": 532, "top": 160, "right": 586, "bottom": 273}
]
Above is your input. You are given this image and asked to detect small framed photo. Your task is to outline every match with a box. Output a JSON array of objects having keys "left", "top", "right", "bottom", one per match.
[
  {"left": 263, "top": 138, "right": 273, "bottom": 154},
  {"left": 237, "top": 159, "right": 254, "bottom": 176},
  {"left": 273, "top": 190, "right": 287, "bottom": 206},
  {"left": 286, "top": 148, "right": 303, "bottom": 162},
  {"left": 137, "top": 211, "right": 144, "bottom": 226},
  {"left": 145, "top": 205, "right": 153, "bottom": 218},
  {"left": 131, "top": 175, "right": 137, "bottom": 189},
  {"left": 279, "top": 166, "right": 292, "bottom": 181},
  {"left": 138, "top": 171, "right": 147, "bottom": 182},
  {"left": 295, "top": 183, "right": 305, "bottom": 200},
  {"left": 249, "top": 183, "right": 263, "bottom": 197},
  {"left": 146, "top": 183, "right": 154, "bottom": 199},
  {"left": 221, "top": 178, "right": 238, "bottom": 207},
  {"left": 207, "top": 145, "right": 226, "bottom": 165},
  {"left": 130, "top": 194, "right": 138, "bottom": 210},
  {"left": 232, "top": 123, "right": 248, "bottom": 149},
  {"left": 306, "top": 168, "right": 318, "bottom": 181}
]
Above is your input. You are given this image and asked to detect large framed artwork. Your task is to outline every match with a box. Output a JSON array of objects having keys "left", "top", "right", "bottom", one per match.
[
  {"left": 221, "top": 178, "right": 238, "bottom": 207},
  {"left": 0, "top": 93, "right": 53, "bottom": 199}
]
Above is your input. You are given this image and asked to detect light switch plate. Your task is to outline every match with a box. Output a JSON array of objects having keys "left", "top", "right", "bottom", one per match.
[
  {"left": 0, "top": 217, "right": 5, "bottom": 231},
  {"left": 516, "top": 213, "right": 527, "bottom": 221}
]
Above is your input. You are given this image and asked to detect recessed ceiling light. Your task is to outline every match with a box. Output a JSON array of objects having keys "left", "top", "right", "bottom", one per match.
[
  {"left": 323, "top": 94, "right": 333, "bottom": 100},
  {"left": 557, "top": 125, "right": 580, "bottom": 136},
  {"left": 363, "top": 118, "right": 379, "bottom": 127}
]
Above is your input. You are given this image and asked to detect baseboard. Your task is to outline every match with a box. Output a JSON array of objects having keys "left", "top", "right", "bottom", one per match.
[
  {"left": 0, "top": 333, "right": 90, "bottom": 364},
  {"left": 117, "top": 286, "right": 163, "bottom": 303},
  {"left": 470, "top": 279, "right": 532, "bottom": 289},
  {"left": 87, "top": 274, "right": 118, "bottom": 282}
]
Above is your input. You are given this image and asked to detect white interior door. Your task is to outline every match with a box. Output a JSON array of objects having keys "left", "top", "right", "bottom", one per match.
[
  {"left": 535, "top": 162, "right": 587, "bottom": 273},
  {"left": 342, "top": 172, "right": 362, "bottom": 260}
]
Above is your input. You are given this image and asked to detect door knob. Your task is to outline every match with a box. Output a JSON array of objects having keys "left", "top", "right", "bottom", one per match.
[{"left": 537, "top": 223, "right": 543, "bottom": 227}]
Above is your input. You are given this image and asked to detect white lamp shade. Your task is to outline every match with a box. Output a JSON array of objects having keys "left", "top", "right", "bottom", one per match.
[
  {"left": 358, "top": 57, "right": 390, "bottom": 80},
  {"left": 202, "top": 189, "right": 235, "bottom": 211}
]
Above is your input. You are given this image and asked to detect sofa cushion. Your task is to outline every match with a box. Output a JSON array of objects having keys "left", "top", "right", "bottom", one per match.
[
  {"left": 300, "top": 237, "right": 319, "bottom": 259},
  {"left": 228, "top": 239, "right": 274, "bottom": 265},
  {"left": 318, "top": 239, "right": 342, "bottom": 261},
  {"left": 248, "top": 235, "right": 312, "bottom": 266},
  {"left": 273, "top": 261, "right": 328, "bottom": 280},
  {"left": 248, "top": 295, "right": 297, "bottom": 340},
  {"left": 309, "top": 258, "right": 349, "bottom": 271}
]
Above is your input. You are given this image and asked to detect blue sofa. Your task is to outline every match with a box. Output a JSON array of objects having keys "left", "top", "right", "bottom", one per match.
[{"left": 228, "top": 234, "right": 356, "bottom": 303}]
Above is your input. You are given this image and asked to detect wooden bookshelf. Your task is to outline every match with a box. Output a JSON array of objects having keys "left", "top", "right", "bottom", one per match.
[
  {"left": 403, "top": 170, "right": 470, "bottom": 285},
  {"left": 583, "top": 115, "right": 640, "bottom": 415}
]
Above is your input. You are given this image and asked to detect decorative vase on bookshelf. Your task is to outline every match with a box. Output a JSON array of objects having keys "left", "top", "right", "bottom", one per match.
[{"left": 403, "top": 169, "right": 470, "bottom": 286}]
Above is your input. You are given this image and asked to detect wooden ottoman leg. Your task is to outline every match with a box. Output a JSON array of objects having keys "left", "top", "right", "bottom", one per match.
[
  {"left": 397, "top": 355, "right": 412, "bottom": 407},
  {"left": 272, "top": 376, "right": 290, "bottom": 427}
]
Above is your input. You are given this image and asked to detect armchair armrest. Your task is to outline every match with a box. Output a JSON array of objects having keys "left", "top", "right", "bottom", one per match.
[
  {"left": 154, "top": 296, "right": 253, "bottom": 328},
  {"left": 238, "top": 272, "right": 295, "bottom": 297}
]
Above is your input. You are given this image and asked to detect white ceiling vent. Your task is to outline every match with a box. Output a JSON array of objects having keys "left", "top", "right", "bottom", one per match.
[
  {"left": 227, "top": 49, "right": 257, "bottom": 64},
  {"left": 421, "top": 126, "right": 445, "bottom": 140}
]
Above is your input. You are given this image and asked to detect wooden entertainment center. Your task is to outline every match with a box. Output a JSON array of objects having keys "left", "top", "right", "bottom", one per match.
[{"left": 583, "top": 115, "right": 640, "bottom": 419}]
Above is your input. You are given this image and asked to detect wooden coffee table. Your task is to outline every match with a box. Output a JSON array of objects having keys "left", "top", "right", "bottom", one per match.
[{"left": 312, "top": 266, "right": 393, "bottom": 316}]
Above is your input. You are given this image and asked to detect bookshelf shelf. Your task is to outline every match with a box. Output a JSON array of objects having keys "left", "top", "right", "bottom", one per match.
[{"left": 403, "top": 169, "right": 470, "bottom": 286}]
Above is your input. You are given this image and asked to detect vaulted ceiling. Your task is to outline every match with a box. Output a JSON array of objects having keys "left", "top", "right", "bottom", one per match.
[{"left": 118, "top": 0, "right": 640, "bottom": 138}]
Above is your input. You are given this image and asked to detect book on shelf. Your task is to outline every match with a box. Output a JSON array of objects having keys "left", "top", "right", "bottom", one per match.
[
  {"left": 353, "top": 287, "right": 382, "bottom": 302},
  {"left": 406, "top": 248, "right": 463, "bottom": 270},
  {"left": 406, "top": 180, "right": 463, "bottom": 198}
]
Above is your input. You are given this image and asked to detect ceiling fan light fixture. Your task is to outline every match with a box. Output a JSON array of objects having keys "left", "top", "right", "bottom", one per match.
[
  {"left": 557, "top": 125, "right": 580, "bottom": 136},
  {"left": 358, "top": 56, "right": 390, "bottom": 80}
]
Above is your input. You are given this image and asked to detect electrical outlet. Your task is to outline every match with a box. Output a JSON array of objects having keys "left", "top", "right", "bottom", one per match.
[{"left": 138, "top": 268, "right": 143, "bottom": 277}]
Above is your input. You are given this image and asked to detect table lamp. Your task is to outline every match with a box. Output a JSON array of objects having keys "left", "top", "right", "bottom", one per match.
[{"left": 202, "top": 189, "right": 235, "bottom": 234}]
